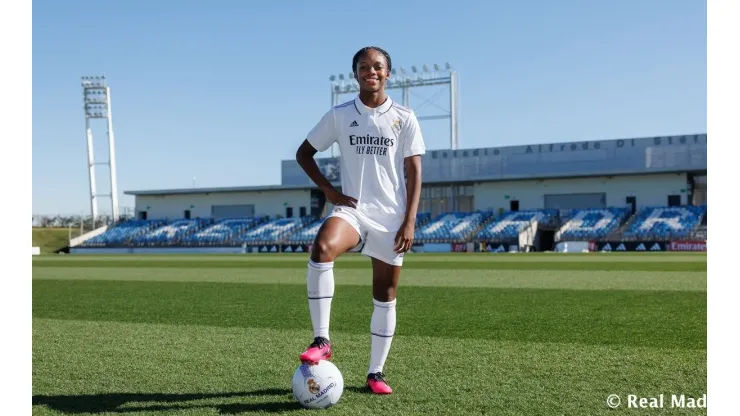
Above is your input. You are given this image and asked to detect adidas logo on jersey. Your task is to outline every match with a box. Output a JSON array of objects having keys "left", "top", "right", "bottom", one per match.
[{"left": 350, "top": 120, "right": 359, "bottom": 127}]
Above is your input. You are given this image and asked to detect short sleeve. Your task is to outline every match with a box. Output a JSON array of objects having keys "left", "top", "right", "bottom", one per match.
[
  {"left": 306, "top": 109, "right": 337, "bottom": 152},
  {"left": 402, "top": 111, "right": 426, "bottom": 158}
]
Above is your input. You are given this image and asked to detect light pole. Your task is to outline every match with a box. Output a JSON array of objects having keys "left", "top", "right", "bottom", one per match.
[{"left": 82, "top": 75, "right": 120, "bottom": 225}]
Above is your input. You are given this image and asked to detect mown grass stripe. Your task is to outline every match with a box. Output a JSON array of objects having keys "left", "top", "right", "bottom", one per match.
[
  {"left": 33, "top": 279, "right": 706, "bottom": 349},
  {"left": 32, "top": 318, "right": 707, "bottom": 416},
  {"left": 32, "top": 259, "right": 706, "bottom": 272}
]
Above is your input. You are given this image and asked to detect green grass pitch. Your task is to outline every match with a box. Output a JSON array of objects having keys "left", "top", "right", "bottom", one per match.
[{"left": 32, "top": 253, "right": 707, "bottom": 415}]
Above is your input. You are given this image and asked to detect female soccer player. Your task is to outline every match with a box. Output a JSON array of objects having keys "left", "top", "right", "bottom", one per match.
[{"left": 295, "top": 46, "right": 425, "bottom": 394}]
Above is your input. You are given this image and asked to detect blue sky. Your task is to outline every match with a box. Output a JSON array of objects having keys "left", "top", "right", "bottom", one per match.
[{"left": 32, "top": 0, "right": 706, "bottom": 216}]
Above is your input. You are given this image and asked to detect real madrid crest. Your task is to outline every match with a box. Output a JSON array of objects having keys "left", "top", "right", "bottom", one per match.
[{"left": 392, "top": 118, "right": 402, "bottom": 133}]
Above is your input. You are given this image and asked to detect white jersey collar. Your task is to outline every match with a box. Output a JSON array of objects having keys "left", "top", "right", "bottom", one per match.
[{"left": 353, "top": 95, "right": 393, "bottom": 115}]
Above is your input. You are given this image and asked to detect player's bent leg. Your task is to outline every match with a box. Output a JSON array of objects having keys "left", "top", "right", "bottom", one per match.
[
  {"left": 310, "top": 216, "right": 362, "bottom": 263},
  {"left": 366, "top": 257, "right": 401, "bottom": 394},
  {"left": 301, "top": 217, "right": 362, "bottom": 365}
]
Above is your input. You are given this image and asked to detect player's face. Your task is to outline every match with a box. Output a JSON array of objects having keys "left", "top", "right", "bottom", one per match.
[{"left": 355, "top": 50, "right": 389, "bottom": 93}]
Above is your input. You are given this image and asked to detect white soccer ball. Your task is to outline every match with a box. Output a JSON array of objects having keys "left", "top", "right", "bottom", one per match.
[{"left": 292, "top": 361, "right": 344, "bottom": 409}]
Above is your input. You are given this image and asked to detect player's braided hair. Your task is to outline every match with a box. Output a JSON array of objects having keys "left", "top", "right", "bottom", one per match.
[{"left": 352, "top": 46, "right": 392, "bottom": 73}]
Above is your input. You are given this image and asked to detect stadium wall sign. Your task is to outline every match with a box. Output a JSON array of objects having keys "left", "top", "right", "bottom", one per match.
[
  {"left": 592, "top": 241, "right": 667, "bottom": 252},
  {"left": 452, "top": 243, "right": 467, "bottom": 252},
  {"left": 668, "top": 240, "right": 707, "bottom": 252},
  {"left": 70, "top": 247, "right": 245, "bottom": 254},
  {"left": 482, "top": 243, "right": 520, "bottom": 253},
  {"left": 244, "top": 244, "right": 312, "bottom": 253},
  {"left": 423, "top": 243, "right": 452, "bottom": 253}
]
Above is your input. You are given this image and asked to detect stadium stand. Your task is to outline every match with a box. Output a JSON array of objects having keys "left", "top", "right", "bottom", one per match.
[
  {"left": 415, "top": 212, "right": 432, "bottom": 228},
  {"left": 415, "top": 211, "right": 494, "bottom": 243},
  {"left": 623, "top": 205, "right": 706, "bottom": 241},
  {"left": 182, "top": 217, "right": 265, "bottom": 246},
  {"left": 556, "top": 208, "right": 630, "bottom": 241},
  {"left": 133, "top": 218, "right": 213, "bottom": 246},
  {"left": 288, "top": 218, "right": 324, "bottom": 244},
  {"left": 77, "top": 205, "right": 707, "bottom": 249},
  {"left": 236, "top": 217, "right": 315, "bottom": 245},
  {"left": 476, "top": 210, "right": 558, "bottom": 241},
  {"left": 82, "top": 219, "right": 167, "bottom": 247}
]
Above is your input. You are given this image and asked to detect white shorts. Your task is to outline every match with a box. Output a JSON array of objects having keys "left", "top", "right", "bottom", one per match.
[{"left": 327, "top": 206, "right": 404, "bottom": 266}]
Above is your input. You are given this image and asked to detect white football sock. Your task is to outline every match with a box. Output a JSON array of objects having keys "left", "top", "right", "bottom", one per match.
[
  {"left": 307, "top": 260, "right": 334, "bottom": 340},
  {"left": 368, "top": 298, "right": 397, "bottom": 374}
]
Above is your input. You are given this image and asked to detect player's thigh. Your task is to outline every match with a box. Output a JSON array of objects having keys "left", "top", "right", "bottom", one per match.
[
  {"left": 311, "top": 217, "right": 362, "bottom": 262},
  {"left": 362, "top": 231, "right": 403, "bottom": 301}
]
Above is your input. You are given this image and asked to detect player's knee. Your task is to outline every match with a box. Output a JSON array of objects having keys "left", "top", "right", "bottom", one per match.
[
  {"left": 312, "top": 239, "right": 338, "bottom": 263},
  {"left": 374, "top": 287, "right": 396, "bottom": 302}
]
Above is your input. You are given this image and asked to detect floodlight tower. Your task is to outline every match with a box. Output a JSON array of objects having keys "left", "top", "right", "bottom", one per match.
[
  {"left": 81, "top": 75, "right": 119, "bottom": 225},
  {"left": 328, "top": 62, "right": 459, "bottom": 157}
]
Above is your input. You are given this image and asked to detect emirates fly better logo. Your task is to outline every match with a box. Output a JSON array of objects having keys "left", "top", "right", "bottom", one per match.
[{"left": 349, "top": 134, "right": 395, "bottom": 156}]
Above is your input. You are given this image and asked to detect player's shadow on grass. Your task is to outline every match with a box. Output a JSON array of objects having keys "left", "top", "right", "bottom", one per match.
[{"left": 33, "top": 389, "right": 302, "bottom": 414}]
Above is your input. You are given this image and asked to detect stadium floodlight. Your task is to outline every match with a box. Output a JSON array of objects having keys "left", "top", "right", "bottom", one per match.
[
  {"left": 391, "top": 68, "right": 397, "bottom": 75},
  {"left": 329, "top": 75, "right": 336, "bottom": 81},
  {"left": 338, "top": 74, "right": 344, "bottom": 80},
  {"left": 411, "top": 66, "right": 417, "bottom": 73},
  {"left": 423, "top": 64, "right": 429, "bottom": 72},
  {"left": 445, "top": 62, "right": 451, "bottom": 70},
  {"left": 434, "top": 64, "right": 440, "bottom": 71},
  {"left": 81, "top": 74, "right": 120, "bottom": 225}
]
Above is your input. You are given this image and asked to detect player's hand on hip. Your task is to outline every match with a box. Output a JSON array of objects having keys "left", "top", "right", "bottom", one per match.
[
  {"left": 394, "top": 222, "right": 415, "bottom": 253},
  {"left": 325, "top": 188, "right": 357, "bottom": 208}
]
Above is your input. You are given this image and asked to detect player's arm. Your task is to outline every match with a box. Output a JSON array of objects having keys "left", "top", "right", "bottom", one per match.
[
  {"left": 297, "top": 109, "right": 357, "bottom": 208},
  {"left": 395, "top": 112, "right": 426, "bottom": 253},
  {"left": 394, "top": 156, "right": 421, "bottom": 253},
  {"left": 296, "top": 140, "right": 337, "bottom": 196},
  {"left": 402, "top": 154, "right": 422, "bottom": 225}
]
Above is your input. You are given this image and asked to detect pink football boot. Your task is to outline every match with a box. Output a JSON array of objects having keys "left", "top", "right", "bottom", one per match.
[
  {"left": 299, "top": 336, "right": 332, "bottom": 365},
  {"left": 367, "top": 372, "right": 393, "bottom": 394}
]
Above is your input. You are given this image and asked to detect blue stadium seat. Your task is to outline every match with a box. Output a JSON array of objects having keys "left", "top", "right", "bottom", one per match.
[
  {"left": 288, "top": 218, "right": 325, "bottom": 244},
  {"left": 415, "top": 212, "right": 432, "bottom": 228},
  {"left": 557, "top": 207, "right": 630, "bottom": 241},
  {"left": 476, "top": 210, "right": 558, "bottom": 241},
  {"left": 133, "top": 218, "right": 213, "bottom": 246},
  {"left": 623, "top": 206, "right": 706, "bottom": 240},
  {"left": 415, "top": 211, "right": 494, "bottom": 243},
  {"left": 237, "top": 217, "right": 316, "bottom": 245},
  {"left": 83, "top": 219, "right": 167, "bottom": 246},
  {"left": 182, "top": 217, "right": 265, "bottom": 246}
]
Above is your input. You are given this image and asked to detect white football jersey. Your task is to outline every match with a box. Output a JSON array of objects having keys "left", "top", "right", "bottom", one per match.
[{"left": 306, "top": 95, "right": 426, "bottom": 232}]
